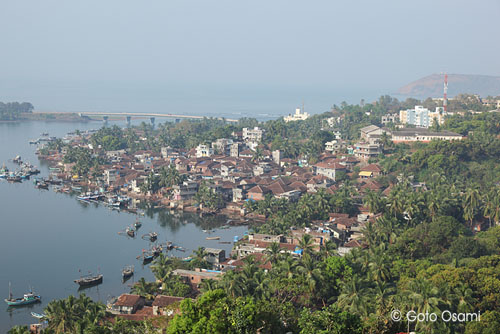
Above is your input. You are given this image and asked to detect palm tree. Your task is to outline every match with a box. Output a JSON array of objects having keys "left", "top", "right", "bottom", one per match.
[
  {"left": 368, "top": 248, "right": 392, "bottom": 283},
  {"left": 320, "top": 240, "right": 337, "bottom": 258},
  {"left": 297, "top": 234, "right": 315, "bottom": 256},
  {"left": 45, "top": 297, "right": 78, "bottom": 334},
  {"left": 151, "top": 253, "right": 172, "bottom": 282},
  {"left": 200, "top": 279, "right": 218, "bottom": 293},
  {"left": 264, "top": 242, "right": 282, "bottom": 264},
  {"left": 7, "top": 326, "right": 30, "bottom": 334},
  {"left": 463, "top": 187, "right": 481, "bottom": 227},
  {"left": 364, "top": 190, "right": 385, "bottom": 214},
  {"left": 131, "top": 278, "right": 157, "bottom": 300},
  {"left": 337, "top": 274, "right": 373, "bottom": 318},
  {"left": 275, "top": 254, "right": 298, "bottom": 279},
  {"left": 297, "top": 254, "right": 322, "bottom": 301},
  {"left": 252, "top": 270, "right": 271, "bottom": 300}
]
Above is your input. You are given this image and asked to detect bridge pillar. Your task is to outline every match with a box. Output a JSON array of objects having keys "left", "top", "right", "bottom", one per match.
[
  {"left": 126, "top": 116, "right": 131, "bottom": 127},
  {"left": 103, "top": 115, "right": 109, "bottom": 126},
  {"left": 150, "top": 117, "right": 155, "bottom": 128}
]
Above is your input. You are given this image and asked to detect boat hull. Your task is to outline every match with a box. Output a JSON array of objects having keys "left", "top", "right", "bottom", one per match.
[
  {"left": 74, "top": 275, "right": 103, "bottom": 287},
  {"left": 5, "top": 296, "right": 41, "bottom": 306}
]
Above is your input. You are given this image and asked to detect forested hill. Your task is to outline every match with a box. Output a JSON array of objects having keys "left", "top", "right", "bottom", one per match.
[
  {"left": 397, "top": 73, "right": 500, "bottom": 98},
  {"left": 0, "top": 102, "right": 34, "bottom": 120}
]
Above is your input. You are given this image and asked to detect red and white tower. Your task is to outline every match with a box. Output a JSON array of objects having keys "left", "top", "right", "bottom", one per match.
[{"left": 443, "top": 73, "right": 448, "bottom": 113}]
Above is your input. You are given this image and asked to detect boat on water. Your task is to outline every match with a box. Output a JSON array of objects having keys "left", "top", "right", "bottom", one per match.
[
  {"left": 126, "top": 226, "right": 135, "bottom": 237},
  {"left": 74, "top": 273, "right": 103, "bottom": 287},
  {"left": 7, "top": 175, "right": 22, "bottom": 183},
  {"left": 142, "top": 232, "right": 158, "bottom": 242},
  {"left": 122, "top": 265, "right": 134, "bottom": 279},
  {"left": 31, "top": 312, "right": 47, "bottom": 319},
  {"left": 206, "top": 236, "right": 220, "bottom": 240},
  {"left": 35, "top": 181, "right": 49, "bottom": 190},
  {"left": 134, "top": 219, "right": 142, "bottom": 229},
  {"left": 142, "top": 252, "right": 154, "bottom": 264},
  {"left": 4, "top": 283, "right": 41, "bottom": 306}
]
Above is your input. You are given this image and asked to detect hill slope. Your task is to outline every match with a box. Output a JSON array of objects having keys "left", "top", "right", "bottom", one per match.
[{"left": 398, "top": 73, "right": 500, "bottom": 98}]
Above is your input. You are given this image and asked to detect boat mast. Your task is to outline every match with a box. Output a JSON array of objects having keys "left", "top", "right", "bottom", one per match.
[{"left": 8, "top": 282, "right": 12, "bottom": 300}]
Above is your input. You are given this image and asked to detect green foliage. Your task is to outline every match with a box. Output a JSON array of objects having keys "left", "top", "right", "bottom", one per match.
[
  {"left": 194, "top": 182, "right": 224, "bottom": 210},
  {"left": 298, "top": 304, "right": 364, "bottom": 334},
  {"left": 0, "top": 102, "right": 33, "bottom": 120}
]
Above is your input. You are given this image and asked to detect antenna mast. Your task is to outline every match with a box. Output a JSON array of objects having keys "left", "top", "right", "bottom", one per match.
[{"left": 443, "top": 73, "right": 448, "bottom": 113}]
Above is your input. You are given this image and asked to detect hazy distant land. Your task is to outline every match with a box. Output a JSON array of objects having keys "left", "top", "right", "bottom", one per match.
[{"left": 398, "top": 73, "right": 500, "bottom": 98}]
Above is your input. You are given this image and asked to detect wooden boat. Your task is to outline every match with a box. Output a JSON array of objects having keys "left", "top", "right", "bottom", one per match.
[
  {"left": 74, "top": 273, "right": 103, "bottom": 287},
  {"left": 4, "top": 283, "right": 41, "bottom": 306},
  {"left": 142, "top": 232, "right": 158, "bottom": 242},
  {"left": 166, "top": 241, "right": 174, "bottom": 250},
  {"left": 122, "top": 265, "right": 134, "bottom": 279},
  {"left": 206, "top": 236, "right": 220, "bottom": 240},
  {"left": 134, "top": 220, "right": 142, "bottom": 229},
  {"left": 31, "top": 312, "right": 46, "bottom": 319},
  {"left": 143, "top": 253, "right": 154, "bottom": 264},
  {"left": 35, "top": 182, "right": 49, "bottom": 190},
  {"left": 218, "top": 241, "right": 232, "bottom": 244},
  {"left": 7, "top": 175, "right": 22, "bottom": 183},
  {"left": 126, "top": 227, "right": 135, "bottom": 237}
]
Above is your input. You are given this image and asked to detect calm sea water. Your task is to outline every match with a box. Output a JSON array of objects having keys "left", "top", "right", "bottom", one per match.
[{"left": 0, "top": 120, "right": 248, "bottom": 333}]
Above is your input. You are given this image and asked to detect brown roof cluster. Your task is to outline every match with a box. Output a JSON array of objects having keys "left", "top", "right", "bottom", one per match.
[{"left": 114, "top": 294, "right": 143, "bottom": 307}]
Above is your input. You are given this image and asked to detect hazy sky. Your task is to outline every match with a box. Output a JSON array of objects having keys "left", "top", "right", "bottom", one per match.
[{"left": 1, "top": 0, "right": 499, "bottom": 115}]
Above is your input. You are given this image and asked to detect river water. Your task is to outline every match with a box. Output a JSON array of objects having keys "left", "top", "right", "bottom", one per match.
[{"left": 0, "top": 120, "right": 248, "bottom": 333}]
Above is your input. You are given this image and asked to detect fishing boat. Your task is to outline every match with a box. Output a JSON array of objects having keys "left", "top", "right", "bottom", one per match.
[
  {"left": 142, "top": 232, "right": 158, "bottom": 242},
  {"left": 134, "top": 219, "right": 142, "bottom": 229},
  {"left": 35, "top": 181, "right": 49, "bottom": 190},
  {"left": 4, "top": 283, "right": 41, "bottom": 306},
  {"left": 31, "top": 312, "right": 46, "bottom": 319},
  {"left": 152, "top": 244, "right": 163, "bottom": 257},
  {"left": 141, "top": 251, "right": 154, "bottom": 264},
  {"left": 166, "top": 241, "right": 174, "bottom": 250},
  {"left": 7, "top": 175, "right": 22, "bottom": 183},
  {"left": 126, "top": 227, "right": 135, "bottom": 237},
  {"left": 122, "top": 265, "right": 134, "bottom": 279},
  {"left": 206, "top": 236, "right": 220, "bottom": 240},
  {"left": 74, "top": 273, "right": 103, "bottom": 287}
]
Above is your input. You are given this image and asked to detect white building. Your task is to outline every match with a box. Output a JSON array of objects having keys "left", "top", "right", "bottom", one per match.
[
  {"left": 242, "top": 127, "right": 264, "bottom": 142},
  {"left": 400, "top": 106, "right": 446, "bottom": 128},
  {"left": 195, "top": 144, "right": 214, "bottom": 158},
  {"left": 284, "top": 107, "right": 310, "bottom": 122}
]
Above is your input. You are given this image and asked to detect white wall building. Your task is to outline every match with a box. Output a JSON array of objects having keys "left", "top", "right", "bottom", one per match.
[
  {"left": 242, "top": 127, "right": 264, "bottom": 142},
  {"left": 195, "top": 144, "right": 214, "bottom": 158},
  {"left": 400, "top": 106, "right": 446, "bottom": 128},
  {"left": 284, "top": 107, "right": 310, "bottom": 122}
]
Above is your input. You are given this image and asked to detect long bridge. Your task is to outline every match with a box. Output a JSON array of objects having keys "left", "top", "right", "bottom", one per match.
[{"left": 34, "top": 111, "right": 239, "bottom": 126}]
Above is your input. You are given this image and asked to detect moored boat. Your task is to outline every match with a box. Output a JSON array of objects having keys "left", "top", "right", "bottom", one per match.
[
  {"left": 31, "top": 312, "right": 47, "bottom": 319},
  {"left": 206, "top": 236, "right": 220, "bottom": 240},
  {"left": 74, "top": 273, "right": 103, "bottom": 287},
  {"left": 126, "top": 226, "right": 135, "bottom": 237},
  {"left": 122, "top": 265, "right": 134, "bottom": 279},
  {"left": 4, "top": 283, "right": 41, "bottom": 306}
]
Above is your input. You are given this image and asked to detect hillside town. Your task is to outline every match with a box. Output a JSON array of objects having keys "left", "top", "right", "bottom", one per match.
[{"left": 10, "top": 94, "right": 500, "bottom": 334}]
